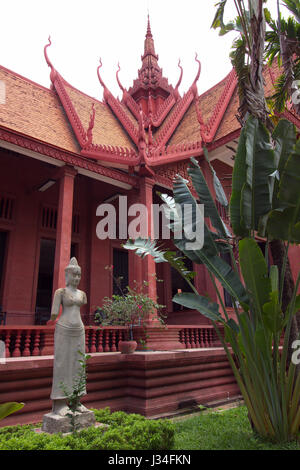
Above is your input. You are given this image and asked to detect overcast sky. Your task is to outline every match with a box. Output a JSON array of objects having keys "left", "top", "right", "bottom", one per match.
[{"left": 0, "top": 0, "right": 286, "bottom": 100}]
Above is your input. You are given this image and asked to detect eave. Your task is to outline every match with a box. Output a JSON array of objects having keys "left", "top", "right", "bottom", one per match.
[{"left": 0, "top": 126, "right": 138, "bottom": 189}]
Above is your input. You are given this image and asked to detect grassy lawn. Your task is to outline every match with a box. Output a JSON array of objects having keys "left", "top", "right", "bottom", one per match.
[
  {"left": 171, "top": 405, "right": 300, "bottom": 450},
  {"left": 1, "top": 405, "right": 299, "bottom": 450}
]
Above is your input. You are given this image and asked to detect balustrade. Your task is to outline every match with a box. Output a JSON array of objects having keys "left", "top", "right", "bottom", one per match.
[
  {"left": 0, "top": 325, "right": 222, "bottom": 358},
  {"left": 178, "top": 325, "right": 222, "bottom": 349},
  {"left": 0, "top": 326, "right": 128, "bottom": 358}
]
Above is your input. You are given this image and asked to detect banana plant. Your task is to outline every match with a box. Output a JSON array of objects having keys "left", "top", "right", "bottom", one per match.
[
  {"left": 231, "top": 116, "right": 300, "bottom": 242},
  {"left": 124, "top": 115, "right": 300, "bottom": 442}
]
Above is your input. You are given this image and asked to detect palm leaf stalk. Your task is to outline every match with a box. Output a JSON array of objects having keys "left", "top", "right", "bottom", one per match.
[{"left": 212, "top": 0, "right": 271, "bottom": 127}]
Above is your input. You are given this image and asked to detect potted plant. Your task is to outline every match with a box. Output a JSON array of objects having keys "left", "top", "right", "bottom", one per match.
[{"left": 95, "top": 267, "right": 165, "bottom": 353}]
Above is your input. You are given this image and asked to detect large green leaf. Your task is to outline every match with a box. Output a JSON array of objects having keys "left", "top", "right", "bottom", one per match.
[
  {"left": 172, "top": 175, "right": 249, "bottom": 307},
  {"left": 172, "top": 292, "right": 222, "bottom": 322},
  {"left": 187, "top": 157, "right": 230, "bottom": 238},
  {"left": 271, "top": 119, "right": 296, "bottom": 208},
  {"left": 123, "top": 239, "right": 196, "bottom": 285},
  {"left": 0, "top": 402, "right": 24, "bottom": 421},
  {"left": 211, "top": 0, "right": 228, "bottom": 32},
  {"left": 172, "top": 175, "right": 218, "bottom": 257},
  {"left": 230, "top": 116, "right": 276, "bottom": 235},
  {"left": 242, "top": 116, "right": 276, "bottom": 230},
  {"left": 203, "top": 148, "right": 229, "bottom": 208},
  {"left": 123, "top": 238, "right": 166, "bottom": 263},
  {"left": 277, "top": 139, "right": 300, "bottom": 213},
  {"left": 262, "top": 291, "right": 284, "bottom": 334},
  {"left": 239, "top": 238, "right": 271, "bottom": 315},
  {"left": 266, "top": 208, "right": 300, "bottom": 243},
  {"left": 230, "top": 124, "right": 249, "bottom": 236},
  {"left": 267, "top": 140, "right": 300, "bottom": 243}
]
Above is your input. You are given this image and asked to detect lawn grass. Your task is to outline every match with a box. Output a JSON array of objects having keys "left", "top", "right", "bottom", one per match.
[
  {"left": 171, "top": 405, "right": 300, "bottom": 450},
  {"left": 1, "top": 405, "right": 299, "bottom": 450}
]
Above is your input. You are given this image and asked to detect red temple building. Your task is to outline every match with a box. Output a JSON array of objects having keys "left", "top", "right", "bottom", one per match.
[{"left": 0, "top": 17, "right": 299, "bottom": 425}]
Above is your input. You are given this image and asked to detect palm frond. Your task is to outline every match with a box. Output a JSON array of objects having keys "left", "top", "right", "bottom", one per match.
[
  {"left": 123, "top": 238, "right": 166, "bottom": 263},
  {"left": 281, "top": 0, "right": 300, "bottom": 23}
]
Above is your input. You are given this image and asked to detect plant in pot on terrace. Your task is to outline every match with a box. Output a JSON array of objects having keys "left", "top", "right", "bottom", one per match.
[{"left": 95, "top": 267, "right": 165, "bottom": 352}]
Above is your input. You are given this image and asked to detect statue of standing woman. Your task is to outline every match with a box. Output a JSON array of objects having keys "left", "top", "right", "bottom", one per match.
[{"left": 48, "top": 257, "right": 89, "bottom": 417}]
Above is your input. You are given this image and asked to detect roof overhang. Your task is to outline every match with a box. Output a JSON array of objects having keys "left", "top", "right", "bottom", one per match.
[{"left": 0, "top": 128, "right": 137, "bottom": 190}]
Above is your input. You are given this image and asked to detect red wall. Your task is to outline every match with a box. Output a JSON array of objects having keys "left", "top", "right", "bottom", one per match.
[
  {"left": 0, "top": 149, "right": 131, "bottom": 324},
  {"left": 0, "top": 350, "right": 240, "bottom": 427},
  {"left": 2, "top": 148, "right": 298, "bottom": 327}
]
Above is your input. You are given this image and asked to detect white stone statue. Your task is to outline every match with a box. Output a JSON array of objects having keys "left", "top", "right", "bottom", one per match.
[{"left": 49, "top": 257, "right": 89, "bottom": 417}]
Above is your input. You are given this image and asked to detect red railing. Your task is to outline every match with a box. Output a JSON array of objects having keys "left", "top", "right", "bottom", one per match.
[
  {"left": 0, "top": 326, "right": 128, "bottom": 358},
  {"left": 85, "top": 326, "right": 127, "bottom": 353},
  {"left": 0, "top": 326, "right": 54, "bottom": 358},
  {"left": 178, "top": 325, "right": 222, "bottom": 348},
  {"left": 0, "top": 325, "right": 222, "bottom": 358}
]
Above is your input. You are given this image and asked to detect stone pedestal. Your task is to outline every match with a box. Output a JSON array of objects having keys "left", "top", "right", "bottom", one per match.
[{"left": 41, "top": 409, "right": 96, "bottom": 434}]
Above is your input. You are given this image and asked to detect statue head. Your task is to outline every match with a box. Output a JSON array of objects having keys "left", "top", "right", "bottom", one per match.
[{"left": 65, "top": 257, "right": 81, "bottom": 288}]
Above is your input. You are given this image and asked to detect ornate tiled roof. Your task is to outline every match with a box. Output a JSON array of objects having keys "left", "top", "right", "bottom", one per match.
[
  {"left": 61, "top": 80, "right": 135, "bottom": 149},
  {"left": 1, "top": 22, "right": 299, "bottom": 182},
  {"left": 0, "top": 65, "right": 79, "bottom": 153}
]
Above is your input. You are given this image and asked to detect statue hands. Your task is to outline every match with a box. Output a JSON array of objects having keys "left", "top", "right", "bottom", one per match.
[{"left": 47, "top": 315, "right": 57, "bottom": 326}]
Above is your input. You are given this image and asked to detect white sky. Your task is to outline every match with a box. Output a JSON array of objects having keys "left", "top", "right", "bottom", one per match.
[{"left": 0, "top": 0, "right": 286, "bottom": 101}]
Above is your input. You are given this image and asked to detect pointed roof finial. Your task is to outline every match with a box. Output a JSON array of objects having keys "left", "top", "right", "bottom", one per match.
[
  {"left": 174, "top": 59, "right": 183, "bottom": 100},
  {"left": 116, "top": 62, "right": 125, "bottom": 92},
  {"left": 191, "top": 53, "right": 201, "bottom": 96},
  {"left": 44, "top": 36, "right": 57, "bottom": 81},
  {"left": 146, "top": 14, "right": 152, "bottom": 38},
  {"left": 97, "top": 58, "right": 110, "bottom": 101},
  {"left": 143, "top": 13, "right": 158, "bottom": 60}
]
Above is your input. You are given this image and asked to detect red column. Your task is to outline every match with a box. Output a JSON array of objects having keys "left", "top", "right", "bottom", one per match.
[
  {"left": 52, "top": 166, "right": 77, "bottom": 295},
  {"left": 131, "top": 178, "right": 185, "bottom": 350},
  {"left": 139, "top": 177, "right": 159, "bottom": 325}
]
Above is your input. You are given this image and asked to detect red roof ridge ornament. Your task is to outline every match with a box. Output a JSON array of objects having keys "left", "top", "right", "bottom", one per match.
[
  {"left": 174, "top": 59, "right": 183, "bottom": 101},
  {"left": 44, "top": 36, "right": 57, "bottom": 82},
  {"left": 84, "top": 103, "right": 96, "bottom": 149},
  {"left": 97, "top": 58, "right": 110, "bottom": 101},
  {"left": 191, "top": 53, "right": 201, "bottom": 97},
  {"left": 116, "top": 62, "right": 125, "bottom": 93}
]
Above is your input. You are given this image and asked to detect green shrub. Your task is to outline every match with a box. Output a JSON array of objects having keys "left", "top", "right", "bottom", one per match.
[{"left": 0, "top": 407, "right": 175, "bottom": 450}]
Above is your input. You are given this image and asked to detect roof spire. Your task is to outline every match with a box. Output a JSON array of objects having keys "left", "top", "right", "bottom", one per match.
[
  {"left": 128, "top": 15, "right": 175, "bottom": 100},
  {"left": 143, "top": 14, "right": 157, "bottom": 59},
  {"left": 146, "top": 14, "right": 152, "bottom": 38}
]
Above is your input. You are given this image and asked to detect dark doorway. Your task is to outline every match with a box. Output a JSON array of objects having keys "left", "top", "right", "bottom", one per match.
[
  {"left": 35, "top": 239, "right": 55, "bottom": 320},
  {"left": 0, "top": 231, "right": 8, "bottom": 305},
  {"left": 71, "top": 243, "right": 78, "bottom": 260},
  {"left": 113, "top": 249, "right": 129, "bottom": 295}
]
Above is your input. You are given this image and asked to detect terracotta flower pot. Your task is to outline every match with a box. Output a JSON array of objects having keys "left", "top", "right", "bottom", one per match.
[{"left": 118, "top": 340, "right": 137, "bottom": 354}]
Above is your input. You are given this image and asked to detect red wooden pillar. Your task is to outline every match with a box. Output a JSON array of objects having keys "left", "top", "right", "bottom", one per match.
[
  {"left": 52, "top": 165, "right": 77, "bottom": 296},
  {"left": 139, "top": 177, "right": 159, "bottom": 325},
  {"left": 131, "top": 179, "right": 184, "bottom": 350}
]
